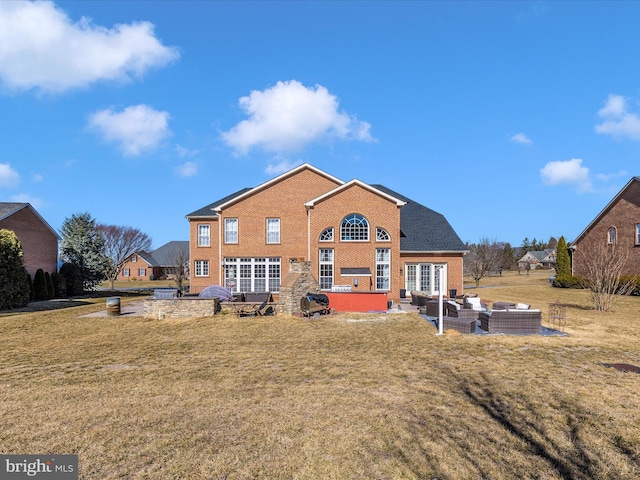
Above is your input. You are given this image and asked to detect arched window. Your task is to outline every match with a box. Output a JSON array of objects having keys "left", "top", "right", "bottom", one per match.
[
  {"left": 376, "top": 227, "right": 390, "bottom": 242},
  {"left": 341, "top": 214, "right": 369, "bottom": 241},
  {"left": 608, "top": 226, "right": 617, "bottom": 244},
  {"left": 319, "top": 227, "right": 334, "bottom": 242}
]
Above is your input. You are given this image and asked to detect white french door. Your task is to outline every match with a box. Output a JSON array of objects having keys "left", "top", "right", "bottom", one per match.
[{"left": 405, "top": 263, "right": 446, "bottom": 295}]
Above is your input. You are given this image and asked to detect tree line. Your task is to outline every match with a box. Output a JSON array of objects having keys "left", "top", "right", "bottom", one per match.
[
  {"left": 464, "top": 236, "right": 561, "bottom": 287},
  {"left": 0, "top": 212, "right": 168, "bottom": 310}
]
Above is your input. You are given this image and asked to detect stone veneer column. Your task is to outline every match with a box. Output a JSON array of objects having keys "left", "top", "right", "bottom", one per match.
[{"left": 279, "top": 259, "right": 321, "bottom": 316}]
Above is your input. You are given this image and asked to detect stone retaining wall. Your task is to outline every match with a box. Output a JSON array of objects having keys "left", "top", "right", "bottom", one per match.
[
  {"left": 143, "top": 298, "right": 220, "bottom": 319},
  {"left": 144, "top": 298, "right": 284, "bottom": 319}
]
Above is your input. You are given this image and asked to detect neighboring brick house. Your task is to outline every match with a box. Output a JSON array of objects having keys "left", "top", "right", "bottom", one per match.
[
  {"left": 0, "top": 202, "right": 59, "bottom": 277},
  {"left": 119, "top": 241, "right": 189, "bottom": 281},
  {"left": 185, "top": 164, "right": 467, "bottom": 303},
  {"left": 572, "top": 176, "right": 640, "bottom": 276}
]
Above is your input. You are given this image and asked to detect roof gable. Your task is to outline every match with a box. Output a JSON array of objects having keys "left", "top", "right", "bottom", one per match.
[
  {"left": 0, "top": 202, "right": 60, "bottom": 239},
  {"left": 213, "top": 163, "right": 343, "bottom": 212},
  {"left": 304, "top": 179, "right": 407, "bottom": 208},
  {"left": 573, "top": 177, "right": 640, "bottom": 244}
]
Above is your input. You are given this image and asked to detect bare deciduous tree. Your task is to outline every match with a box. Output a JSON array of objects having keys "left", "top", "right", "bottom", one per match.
[
  {"left": 575, "top": 241, "right": 634, "bottom": 312},
  {"left": 99, "top": 224, "right": 152, "bottom": 290},
  {"left": 164, "top": 245, "right": 190, "bottom": 295},
  {"left": 465, "top": 237, "right": 503, "bottom": 287}
]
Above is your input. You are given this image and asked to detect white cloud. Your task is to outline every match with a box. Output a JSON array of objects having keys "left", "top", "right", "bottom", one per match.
[
  {"left": 0, "top": 1, "right": 178, "bottom": 93},
  {"left": 0, "top": 162, "right": 20, "bottom": 188},
  {"left": 540, "top": 158, "right": 593, "bottom": 192},
  {"left": 595, "top": 94, "right": 640, "bottom": 140},
  {"left": 32, "top": 173, "right": 44, "bottom": 183},
  {"left": 87, "top": 104, "right": 172, "bottom": 156},
  {"left": 221, "top": 80, "right": 375, "bottom": 155},
  {"left": 175, "top": 144, "right": 198, "bottom": 158},
  {"left": 510, "top": 132, "right": 532, "bottom": 145},
  {"left": 174, "top": 161, "right": 198, "bottom": 177},
  {"left": 265, "top": 159, "right": 302, "bottom": 176},
  {"left": 10, "top": 193, "right": 43, "bottom": 209}
]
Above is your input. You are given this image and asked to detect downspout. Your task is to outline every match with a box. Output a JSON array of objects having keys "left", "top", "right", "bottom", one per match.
[
  {"left": 218, "top": 212, "right": 223, "bottom": 285},
  {"left": 306, "top": 206, "right": 311, "bottom": 261}
]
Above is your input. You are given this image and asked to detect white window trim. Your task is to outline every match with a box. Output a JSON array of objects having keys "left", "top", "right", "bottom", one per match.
[
  {"left": 195, "top": 260, "right": 210, "bottom": 277},
  {"left": 198, "top": 224, "right": 211, "bottom": 247},
  {"left": 341, "top": 214, "right": 369, "bottom": 242},
  {"left": 319, "top": 248, "right": 334, "bottom": 290},
  {"left": 224, "top": 218, "right": 238, "bottom": 244},
  {"left": 266, "top": 218, "right": 280, "bottom": 244}
]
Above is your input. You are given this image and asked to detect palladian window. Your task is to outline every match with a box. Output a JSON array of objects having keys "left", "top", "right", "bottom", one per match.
[{"left": 341, "top": 214, "right": 369, "bottom": 241}]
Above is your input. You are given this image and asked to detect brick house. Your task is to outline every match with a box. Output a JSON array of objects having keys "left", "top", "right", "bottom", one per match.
[
  {"left": 0, "top": 202, "right": 59, "bottom": 277},
  {"left": 119, "top": 241, "right": 189, "bottom": 281},
  {"left": 186, "top": 164, "right": 466, "bottom": 303},
  {"left": 572, "top": 176, "right": 640, "bottom": 276}
]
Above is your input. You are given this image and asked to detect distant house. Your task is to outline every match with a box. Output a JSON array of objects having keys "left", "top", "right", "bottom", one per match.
[
  {"left": 0, "top": 202, "right": 59, "bottom": 277},
  {"left": 119, "top": 241, "right": 189, "bottom": 281},
  {"left": 185, "top": 163, "right": 467, "bottom": 302},
  {"left": 517, "top": 249, "right": 556, "bottom": 270},
  {"left": 572, "top": 176, "right": 640, "bottom": 276}
]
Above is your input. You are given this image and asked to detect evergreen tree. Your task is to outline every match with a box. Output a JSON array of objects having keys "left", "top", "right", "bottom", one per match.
[
  {"left": 59, "top": 212, "right": 107, "bottom": 291},
  {"left": 45, "top": 271, "right": 54, "bottom": 299},
  {"left": 60, "top": 262, "right": 84, "bottom": 296},
  {"left": 51, "top": 272, "right": 67, "bottom": 298},
  {"left": 555, "top": 236, "right": 571, "bottom": 276},
  {"left": 0, "top": 229, "right": 30, "bottom": 309},
  {"left": 34, "top": 268, "right": 48, "bottom": 301}
]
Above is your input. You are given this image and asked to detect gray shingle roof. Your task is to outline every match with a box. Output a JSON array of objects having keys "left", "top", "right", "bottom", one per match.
[
  {"left": 185, "top": 188, "right": 253, "bottom": 218},
  {"left": 371, "top": 185, "right": 467, "bottom": 252},
  {"left": 137, "top": 241, "right": 189, "bottom": 267}
]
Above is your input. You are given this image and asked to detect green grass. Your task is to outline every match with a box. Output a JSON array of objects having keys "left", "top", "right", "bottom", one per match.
[{"left": 1, "top": 271, "right": 639, "bottom": 479}]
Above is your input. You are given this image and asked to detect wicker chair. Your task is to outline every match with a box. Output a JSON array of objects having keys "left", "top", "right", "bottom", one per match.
[{"left": 446, "top": 300, "right": 479, "bottom": 319}]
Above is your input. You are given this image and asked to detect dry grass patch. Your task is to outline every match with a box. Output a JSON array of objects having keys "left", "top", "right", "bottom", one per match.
[{"left": 1, "top": 280, "right": 640, "bottom": 479}]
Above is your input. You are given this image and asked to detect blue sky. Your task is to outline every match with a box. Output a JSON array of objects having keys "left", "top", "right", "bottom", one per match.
[{"left": 1, "top": 1, "right": 639, "bottom": 250}]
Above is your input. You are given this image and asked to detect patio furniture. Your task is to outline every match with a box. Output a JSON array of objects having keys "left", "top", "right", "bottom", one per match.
[
  {"left": 441, "top": 316, "right": 477, "bottom": 334},
  {"left": 463, "top": 297, "right": 487, "bottom": 311},
  {"left": 411, "top": 291, "right": 431, "bottom": 306},
  {"left": 491, "top": 301, "right": 516, "bottom": 310},
  {"left": 548, "top": 303, "right": 566, "bottom": 331},
  {"left": 446, "top": 300, "right": 479, "bottom": 319},
  {"left": 479, "top": 309, "right": 542, "bottom": 334}
]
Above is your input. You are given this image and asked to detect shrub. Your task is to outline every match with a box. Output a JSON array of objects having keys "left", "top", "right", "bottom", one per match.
[
  {"left": 552, "top": 274, "right": 583, "bottom": 289},
  {"left": 619, "top": 275, "right": 640, "bottom": 296},
  {"left": 26, "top": 273, "right": 34, "bottom": 302},
  {"left": 34, "top": 268, "right": 48, "bottom": 301},
  {"left": 51, "top": 272, "right": 67, "bottom": 298},
  {"left": 0, "top": 229, "right": 30, "bottom": 309},
  {"left": 60, "top": 262, "right": 84, "bottom": 296},
  {"left": 45, "top": 272, "right": 54, "bottom": 299}
]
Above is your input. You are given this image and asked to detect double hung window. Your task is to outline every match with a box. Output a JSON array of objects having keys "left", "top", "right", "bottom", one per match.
[
  {"left": 224, "top": 218, "right": 238, "bottom": 244},
  {"left": 198, "top": 224, "right": 211, "bottom": 247},
  {"left": 266, "top": 218, "right": 280, "bottom": 244},
  {"left": 319, "top": 249, "right": 334, "bottom": 290}
]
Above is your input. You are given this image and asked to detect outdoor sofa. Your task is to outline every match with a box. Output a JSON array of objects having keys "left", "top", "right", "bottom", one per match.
[{"left": 479, "top": 308, "right": 542, "bottom": 335}]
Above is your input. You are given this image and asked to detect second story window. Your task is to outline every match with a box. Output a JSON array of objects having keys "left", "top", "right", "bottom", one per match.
[
  {"left": 198, "top": 224, "right": 211, "bottom": 247},
  {"left": 607, "top": 226, "right": 616, "bottom": 244},
  {"left": 225, "top": 218, "right": 238, "bottom": 244},
  {"left": 320, "top": 227, "right": 334, "bottom": 242},
  {"left": 266, "top": 218, "right": 280, "bottom": 244},
  {"left": 341, "top": 213, "right": 369, "bottom": 241},
  {"left": 376, "top": 227, "right": 390, "bottom": 241}
]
